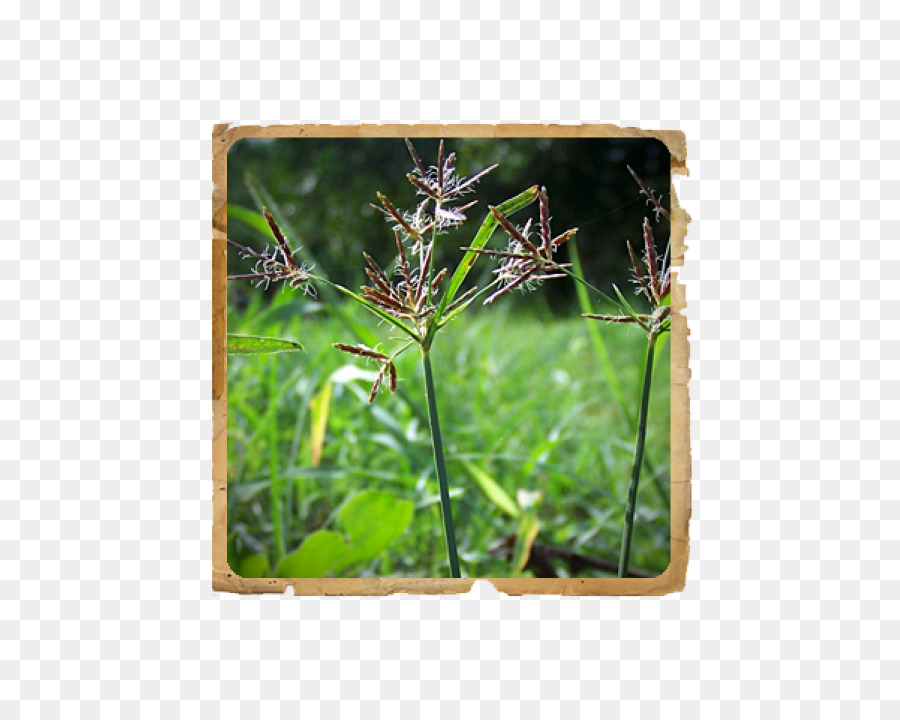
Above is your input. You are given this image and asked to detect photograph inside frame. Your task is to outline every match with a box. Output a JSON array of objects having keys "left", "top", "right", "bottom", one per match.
[{"left": 222, "top": 133, "right": 674, "bottom": 582}]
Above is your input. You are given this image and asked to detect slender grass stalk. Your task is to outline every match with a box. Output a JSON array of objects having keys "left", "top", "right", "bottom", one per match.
[
  {"left": 566, "top": 242, "right": 670, "bottom": 509},
  {"left": 618, "top": 332, "right": 657, "bottom": 578},
  {"left": 566, "top": 241, "right": 632, "bottom": 426},
  {"left": 421, "top": 348, "right": 461, "bottom": 578},
  {"left": 267, "top": 365, "right": 286, "bottom": 565}
]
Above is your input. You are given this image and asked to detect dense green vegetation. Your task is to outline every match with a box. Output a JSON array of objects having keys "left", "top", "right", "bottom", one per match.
[
  {"left": 225, "top": 137, "right": 672, "bottom": 578},
  {"left": 226, "top": 292, "right": 670, "bottom": 578}
]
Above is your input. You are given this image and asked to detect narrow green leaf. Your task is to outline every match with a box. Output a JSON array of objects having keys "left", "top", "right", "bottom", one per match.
[
  {"left": 265, "top": 362, "right": 286, "bottom": 564},
  {"left": 512, "top": 513, "right": 541, "bottom": 574},
  {"left": 227, "top": 334, "right": 304, "bottom": 355},
  {"left": 315, "top": 278, "right": 420, "bottom": 343},
  {"left": 309, "top": 382, "right": 333, "bottom": 467},
  {"left": 568, "top": 246, "right": 665, "bottom": 506},
  {"left": 227, "top": 204, "right": 273, "bottom": 239},
  {"left": 568, "top": 240, "right": 632, "bottom": 427},
  {"left": 612, "top": 284, "right": 641, "bottom": 321},
  {"left": 276, "top": 531, "right": 348, "bottom": 578},
  {"left": 430, "top": 185, "right": 539, "bottom": 336},
  {"left": 461, "top": 460, "right": 520, "bottom": 519},
  {"left": 333, "top": 491, "right": 414, "bottom": 572},
  {"left": 436, "top": 292, "right": 480, "bottom": 329},
  {"left": 435, "top": 277, "right": 501, "bottom": 329}
]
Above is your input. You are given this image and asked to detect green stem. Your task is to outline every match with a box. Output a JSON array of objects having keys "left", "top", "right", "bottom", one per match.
[
  {"left": 267, "top": 366, "right": 286, "bottom": 565},
  {"left": 421, "top": 348, "right": 461, "bottom": 578},
  {"left": 564, "top": 243, "right": 670, "bottom": 510},
  {"left": 618, "top": 332, "right": 658, "bottom": 578}
]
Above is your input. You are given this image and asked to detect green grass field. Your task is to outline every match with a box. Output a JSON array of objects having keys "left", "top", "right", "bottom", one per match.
[{"left": 226, "top": 290, "right": 671, "bottom": 579}]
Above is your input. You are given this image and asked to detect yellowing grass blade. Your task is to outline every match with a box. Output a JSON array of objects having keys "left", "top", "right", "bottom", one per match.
[
  {"left": 462, "top": 460, "right": 520, "bottom": 519},
  {"left": 512, "top": 513, "right": 540, "bottom": 575},
  {"left": 309, "top": 382, "right": 333, "bottom": 467}
]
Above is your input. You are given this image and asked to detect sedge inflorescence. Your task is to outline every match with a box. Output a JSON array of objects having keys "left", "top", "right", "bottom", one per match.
[
  {"left": 226, "top": 208, "right": 314, "bottom": 294},
  {"left": 584, "top": 168, "right": 672, "bottom": 339},
  {"left": 333, "top": 139, "right": 498, "bottom": 402},
  {"left": 464, "top": 187, "right": 577, "bottom": 304}
]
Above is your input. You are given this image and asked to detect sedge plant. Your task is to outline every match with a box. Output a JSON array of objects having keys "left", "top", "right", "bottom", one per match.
[
  {"left": 227, "top": 139, "right": 577, "bottom": 578},
  {"left": 474, "top": 164, "right": 673, "bottom": 577},
  {"left": 583, "top": 166, "right": 672, "bottom": 577}
]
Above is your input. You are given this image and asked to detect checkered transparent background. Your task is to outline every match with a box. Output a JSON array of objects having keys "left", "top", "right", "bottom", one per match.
[{"left": 3, "top": 0, "right": 897, "bottom": 716}]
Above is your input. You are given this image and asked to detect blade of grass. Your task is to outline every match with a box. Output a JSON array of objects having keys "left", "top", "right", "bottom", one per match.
[
  {"left": 512, "top": 513, "right": 541, "bottom": 575},
  {"left": 435, "top": 278, "right": 503, "bottom": 329},
  {"left": 287, "top": 367, "right": 322, "bottom": 531},
  {"left": 612, "top": 284, "right": 648, "bottom": 328},
  {"left": 568, "top": 243, "right": 670, "bottom": 510},
  {"left": 288, "top": 368, "right": 321, "bottom": 467},
  {"left": 313, "top": 276, "right": 420, "bottom": 342},
  {"left": 228, "top": 203, "right": 274, "bottom": 239},
  {"left": 243, "top": 363, "right": 304, "bottom": 451},
  {"left": 448, "top": 452, "right": 618, "bottom": 502},
  {"left": 567, "top": 240, "right": 633, "bottom": 428},
  {"left": 461, "top": 459, "right": 520, "bottom": 519},
  {"left": 227, "top": 334, "right": 304, "bottom": 355},
  {"left": 428, "top": 185, "right": 539, "bottom": 342},
  {"left": 266, "top": 362, "right": 286, "bottom": 565},
  {"left": 309, "top": 382, "right": 333, "bottom": 467},
  {"left": 314, "top": 277, "right": 420, "bottom": 343}
]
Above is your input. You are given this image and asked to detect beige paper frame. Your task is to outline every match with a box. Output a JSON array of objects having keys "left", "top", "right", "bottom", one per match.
[{"left": 212, "top": 124, "right": 690, "bottom": 596}]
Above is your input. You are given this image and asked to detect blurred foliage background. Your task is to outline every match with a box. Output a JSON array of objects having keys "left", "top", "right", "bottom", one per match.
[{"left": 227, "top": 136, "right": 671, "bottom": 314}]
